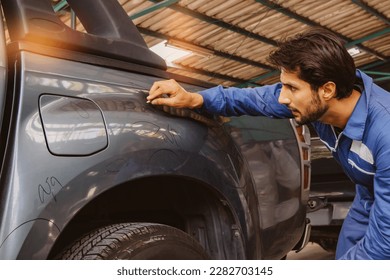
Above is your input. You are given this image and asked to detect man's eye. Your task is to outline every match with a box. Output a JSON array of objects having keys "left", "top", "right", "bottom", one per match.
[
  {"left": 282, "top": 84, "right": 297, "bottom": 93},
  {"left": 287, "top": 85, "right": 296, "bottom": 92}
]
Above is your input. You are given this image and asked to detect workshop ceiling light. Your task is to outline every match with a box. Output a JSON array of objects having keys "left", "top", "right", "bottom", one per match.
[
  {"left": 347, "top": 46, "right": 362, "bottom": 57},
  {"left": 150, "top": 40, "right": 192, "bottom": 67}
]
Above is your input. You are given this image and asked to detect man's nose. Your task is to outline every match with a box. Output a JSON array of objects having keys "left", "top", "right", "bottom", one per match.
[{"left": 278, "top": 89, "right": 291, "bottom": 105}]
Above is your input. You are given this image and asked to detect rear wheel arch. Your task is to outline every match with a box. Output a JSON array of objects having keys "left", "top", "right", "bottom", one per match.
[{"left": 48, "top": 176, "right": 245, "bottom": 259}]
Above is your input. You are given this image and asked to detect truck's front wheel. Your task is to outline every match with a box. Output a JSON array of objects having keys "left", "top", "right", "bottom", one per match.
[{"left": 57, "top": 223, "right": 209, "bottom": 260}]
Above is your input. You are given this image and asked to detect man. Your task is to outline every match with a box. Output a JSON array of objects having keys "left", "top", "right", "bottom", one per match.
[{"left": 147, "top": 28, "right": 390, "bottom": 260}]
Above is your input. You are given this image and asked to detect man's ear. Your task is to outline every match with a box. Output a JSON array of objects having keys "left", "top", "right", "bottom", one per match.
[{"left": 321, "top": 81, "right": 336, "bottom": 101}]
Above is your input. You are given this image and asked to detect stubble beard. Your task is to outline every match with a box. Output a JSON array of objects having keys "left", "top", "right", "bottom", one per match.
[{"left": 294, "top": 91, "right": 329, "bottom": 126}]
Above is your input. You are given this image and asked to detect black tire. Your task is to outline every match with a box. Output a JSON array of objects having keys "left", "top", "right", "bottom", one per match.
[{"left": 57, "top": 223, "right": 210, "bottom": 260}]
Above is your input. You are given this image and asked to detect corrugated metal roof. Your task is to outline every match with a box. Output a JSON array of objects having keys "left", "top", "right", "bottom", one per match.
[{"left": 53, "top": 0, "right": 390, "bottom": 88}]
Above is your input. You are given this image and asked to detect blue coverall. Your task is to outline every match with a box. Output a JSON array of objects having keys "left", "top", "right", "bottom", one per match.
[{"left": 198, "top": 70, "right": 390, "bottom": 259}]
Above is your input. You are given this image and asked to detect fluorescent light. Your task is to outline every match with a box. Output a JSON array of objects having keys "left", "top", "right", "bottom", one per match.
[
  {"left": 150, "top": 40, "right": 192, "bottom": 67},
  {"left": 347, "top": 47, "right": 361, "bottom": 57}
]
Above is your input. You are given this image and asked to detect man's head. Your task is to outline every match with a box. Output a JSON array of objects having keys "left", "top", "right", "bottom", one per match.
[
  {"left": 268, "top": 28, "right": 356, "bottom": 125},
  {"left": 269, "top": 27, "right": 356, "bottom": 99}
]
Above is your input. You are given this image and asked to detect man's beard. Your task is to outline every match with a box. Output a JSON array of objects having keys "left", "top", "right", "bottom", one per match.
[{"left": 294, "top": 92, "right": 328, "bottom": 125}]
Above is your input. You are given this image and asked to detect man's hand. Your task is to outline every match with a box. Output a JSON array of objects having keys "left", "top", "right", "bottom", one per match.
[{"left": 148, "top": 79, "right": 203, "bottom": 109}]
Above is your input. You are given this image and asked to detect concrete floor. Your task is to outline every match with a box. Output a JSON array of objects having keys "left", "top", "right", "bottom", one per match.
[{"left": 287, "top": 242, "right": 335, "bottom": 260}]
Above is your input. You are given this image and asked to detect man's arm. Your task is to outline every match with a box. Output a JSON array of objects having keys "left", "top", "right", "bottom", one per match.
[{"left": 148, "top": 79, "right": 292, "bottom": 118}]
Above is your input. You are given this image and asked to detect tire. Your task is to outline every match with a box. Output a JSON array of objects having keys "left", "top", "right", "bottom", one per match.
[{"left": 57, "top": 223, "right": 210, "bottom": 260}]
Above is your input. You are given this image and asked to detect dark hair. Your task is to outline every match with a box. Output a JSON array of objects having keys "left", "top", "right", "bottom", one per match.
[{"left": 268, "top": 28, "right": 356, "bottom": 99}]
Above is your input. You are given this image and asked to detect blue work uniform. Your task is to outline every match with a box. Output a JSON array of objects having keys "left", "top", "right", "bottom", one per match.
[{"left": 198, "top": 70, "right": 390, "bottom": 260}]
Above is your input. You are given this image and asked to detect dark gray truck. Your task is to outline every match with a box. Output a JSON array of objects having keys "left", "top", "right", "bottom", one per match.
[{"left": 0, "top": 0, "right": 311, "bottom": 259}]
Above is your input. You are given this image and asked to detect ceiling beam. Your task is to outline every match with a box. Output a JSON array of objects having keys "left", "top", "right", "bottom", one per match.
[
  {"left": 130, "top": 0, "right": 179, "bottom": 20},
  {"left": 236, "top": 25, "right": 390, "bottom": 87},
  {"left": 170, "top": 66, "right": 249, "bottom": 85},
  {"left": 255, "top": 0, "right": 387, "bottom": 61},
  {"left": 351, "top": 0, "right": 390, "bottom": 25},
  {"left": 363, "top": 70, "right": 390, "bottom": 76},
  {"left": 53, "top": 0, "right": 68, "bottom": 12},
  {"left": 53, "top": 0, "right": 276, "bottom": 84},
  {"left": 255, "top": 0, "right": 314, "bottom": 26},
  {"left": 361, "top": 60, "right": 388, "bottom": 70},
  {"left": 137, "top": 27, "right": 274, "bottom": 71},
  {"left": 345, "top": 27, "right": 390, "bottom": 47},
  {"left": 374, "top": 76, "right": 390, "bottom": 82},
  {"left": 234, "top": 1, "right": 390, "bottom": 87},
  {"left": 236, "top": 70, "right": 280, "bottom": 88},
  {"left": 148, "top": 0, "right": 277, "bottom": 46}
]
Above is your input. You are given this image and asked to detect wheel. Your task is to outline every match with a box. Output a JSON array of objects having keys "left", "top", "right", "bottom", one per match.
[{"left": 57, "top": 223, "right": 210, "bottom": 260}]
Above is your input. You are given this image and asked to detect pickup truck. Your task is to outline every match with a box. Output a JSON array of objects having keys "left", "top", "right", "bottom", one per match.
[{"left": 0, "top": 0, "right": 311, "bottom": 259}]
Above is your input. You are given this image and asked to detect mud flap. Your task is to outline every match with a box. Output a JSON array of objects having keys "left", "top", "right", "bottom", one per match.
[{"left": 293, "top": 218, "right": 311, "bottom": 252}]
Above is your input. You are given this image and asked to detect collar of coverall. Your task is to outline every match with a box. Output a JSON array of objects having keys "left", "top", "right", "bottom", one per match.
[{"left": 341, "top": 69, "right": 373, "bottom": 141}]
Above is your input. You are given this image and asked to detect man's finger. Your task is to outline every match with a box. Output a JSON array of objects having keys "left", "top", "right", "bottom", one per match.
[
  {"left": 149, "top": 82, "right": 160, "bottom": 94},
  {"left": 148, "top": 86, "right": 165, "bottom": 101},
  {"left": 151, "top": 96, "right": 176, "bottom": 107}
]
